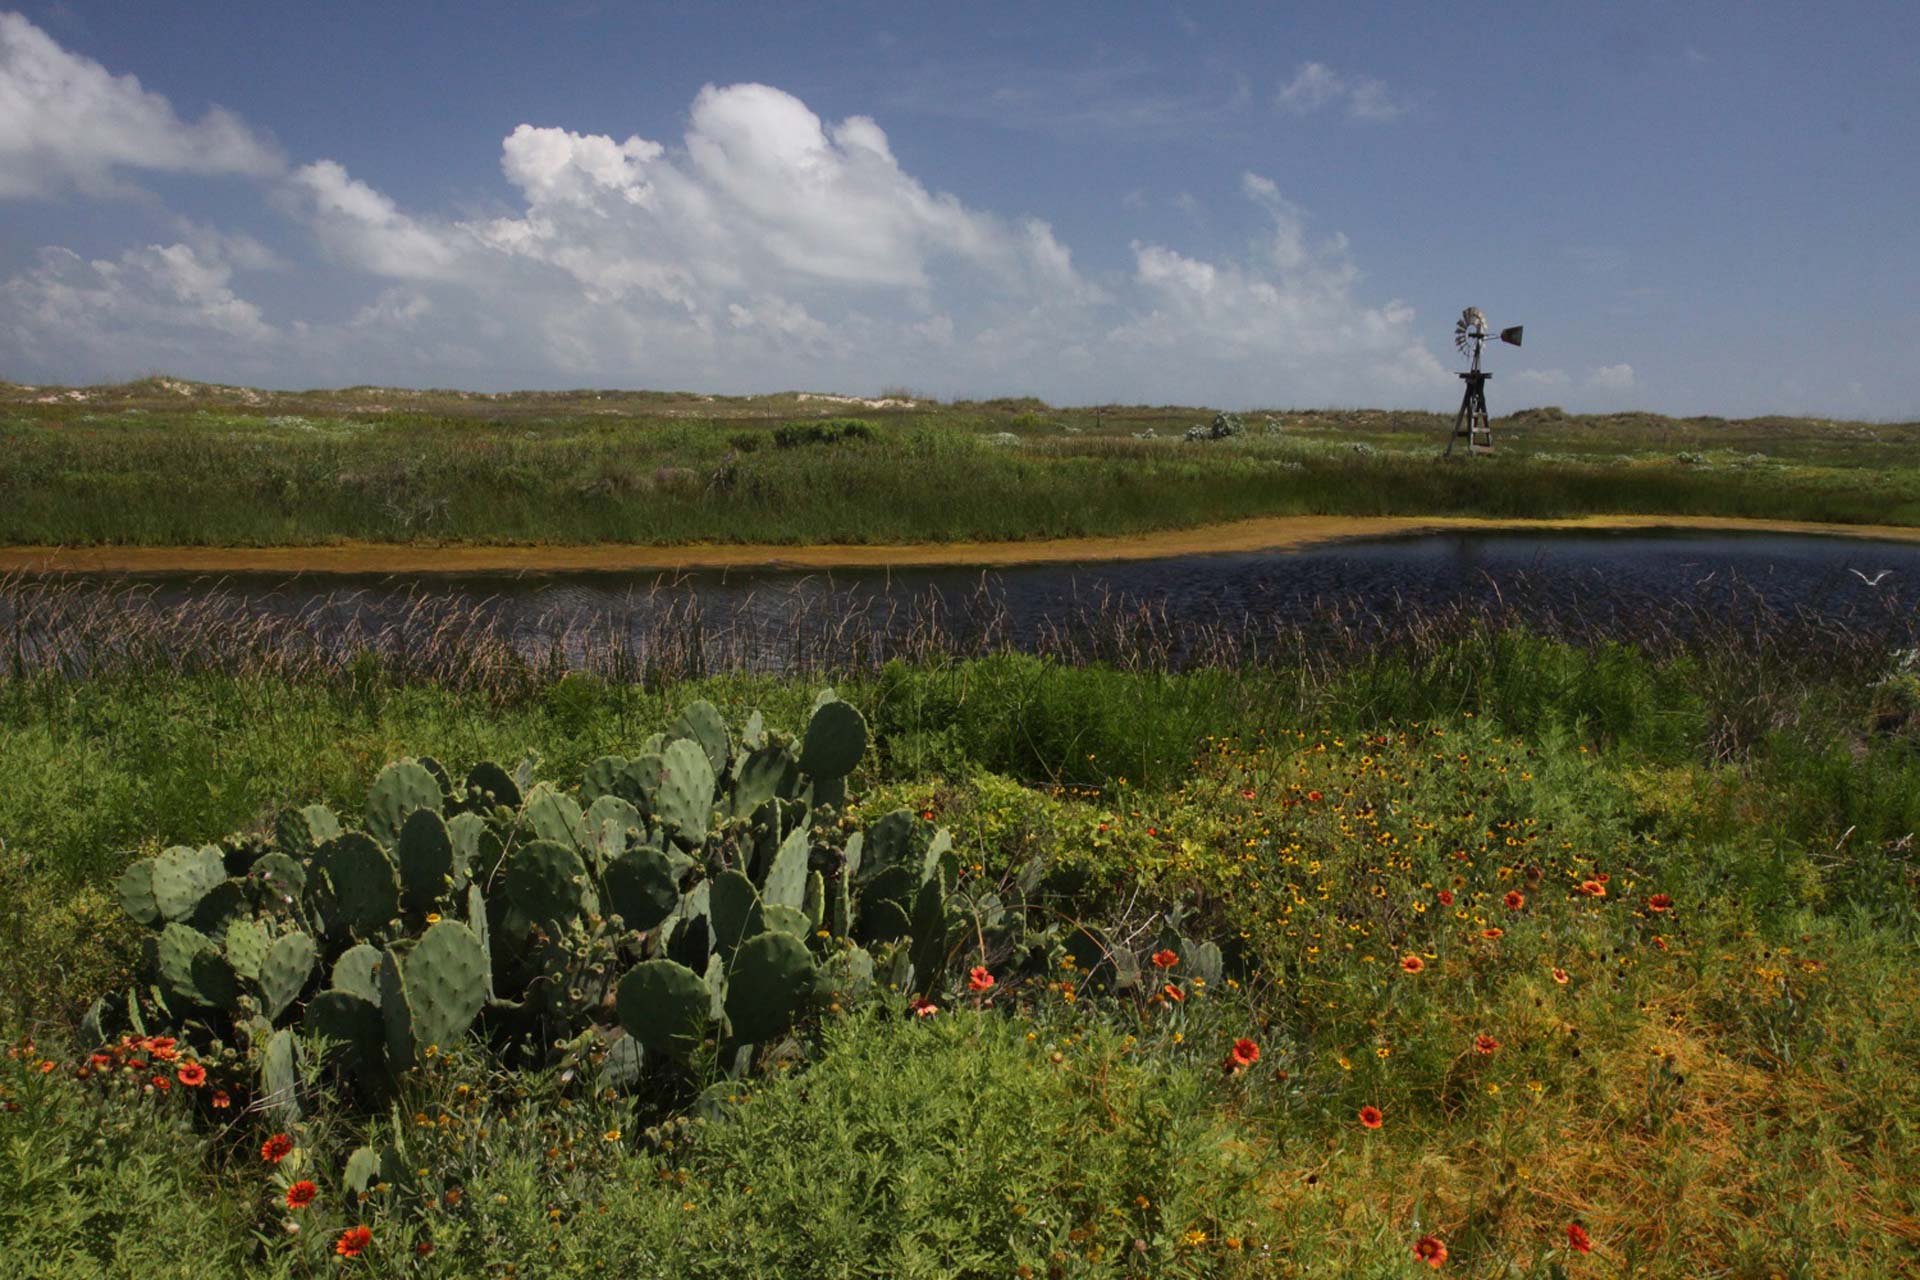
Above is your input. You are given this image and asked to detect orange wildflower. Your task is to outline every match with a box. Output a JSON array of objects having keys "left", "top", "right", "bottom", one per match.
[
  {"left": 1163, "top": 983, "right": 1185, "bottom": 1002},
  {"left": 1229, "top": 1039, "right": 1260, "bottom": 1067},
  {"left": 1580, "top": 880, "right": 1606, "bottom": 897},
  {"left": 967, "top": 966, "right": 995, "bottom": 993},
  {"left": 1150, "top": 949, "right": 1179, "bottom": 969},
  {"left": 1551, "top": 967, "right": 1570, "bottom": 984},
  {"left": 211, "top": 1090, "right": 231, "bottom": 1109},
  {"left": 1481, "top": 928, "right": 1504, "bottom": 940},
  {"left": 1413, "top": 1235, "right": 1448, "bottom": 1266},
  {"left": 1358, "top": 1105, "right": 1384, "bottom": 1129},
  {"left": 1567, "top": 1222, "right": 1592, "bottom": 1254},
  {"left": 1504, "top": 890, "right": 1526, "bottom": 910},
  {"left": 1474, "top": 1034, "right": 1499, "bottom": 1055},
  {"left": 1437, "top": 890, "right": 1454, "bottom": 906},
  {"left": 1400, "top": 955, "right": 1425, "bottom": 974},
  {"left": 335, "top": 1225, "right": 372, "bottom": 1258},
  {"left": 261, "top": 1133, "right": 294, "bottom": 1164},
  {"left": 1647, "top": 893, "right": 1673, "bottom": 912},
  {"left": 286, "top": 1180, "right": 318, "bottom": 1210},
  {"left": 176, "top": 1062, "right": 206, "bottom": 1087}
]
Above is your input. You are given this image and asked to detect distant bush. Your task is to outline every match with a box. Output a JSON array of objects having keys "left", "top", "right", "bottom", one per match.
[
  {"left": 772, "top": 418, "right": 876, "bottom": 449},
  {"left": 727, "top": 432, "right": 762, "bottom": 453},
  {"left": 1185, "top": 411, "right": 1244, "bottom": 443}
]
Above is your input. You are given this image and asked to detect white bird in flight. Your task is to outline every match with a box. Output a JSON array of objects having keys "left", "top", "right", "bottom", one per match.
[{"left": 1850, "top": 569, "right": 1894, "bottom": 586}]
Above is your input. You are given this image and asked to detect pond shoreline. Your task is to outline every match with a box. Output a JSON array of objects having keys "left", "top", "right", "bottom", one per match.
[{"left": 4, "top": 514, "right": 1919, "bottom": 576}]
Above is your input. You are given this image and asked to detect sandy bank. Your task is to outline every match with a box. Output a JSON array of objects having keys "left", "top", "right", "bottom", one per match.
[{"left": 2, "top": 515, "right": 1917, "bottom": 576}]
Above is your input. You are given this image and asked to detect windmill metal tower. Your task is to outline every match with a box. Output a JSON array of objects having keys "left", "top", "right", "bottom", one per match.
[{"left": 1444, "top": 307, "right": 1523, "bottom": 456}]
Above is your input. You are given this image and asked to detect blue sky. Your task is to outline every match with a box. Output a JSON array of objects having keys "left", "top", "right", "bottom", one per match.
[{"left": 2, "top": 1, "right": 1915, "bottom": 415}]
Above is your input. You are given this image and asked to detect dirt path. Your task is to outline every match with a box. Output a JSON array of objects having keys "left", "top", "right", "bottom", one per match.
[{"left": 3, "top": 514, "right": 1918, "bottom": 575}]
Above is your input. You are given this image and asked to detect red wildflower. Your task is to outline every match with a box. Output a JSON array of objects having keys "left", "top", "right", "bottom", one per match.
[
  {"left": 211, "top": 1090, "right": 231, "bottom": 1109},
  {"left": 1596, "top": 872, "right": 1610, "bottom": 884},
  {"left": 335, "top": 1226, "right": 372, "bottom": 1258},
  {"left": 1241, "top": 789, "right": 1256, "bottom": 800},
  {"left": 1504, "top": 890, "right": 1526, "bottom": 910},
  {"left": 416, "top": 1241, "right": 435, "bottom": 1257},
  {"left": 286, "top": 1180, "right": 318, "bottom": 1210},
  {"left": 1552, "top": 967, "right": 1570, "bottom": 984},
  {"left": 1413, "top": 1235, "right": 1448, "bottom": 1267},
  {"left": 1150, "top": 949, "right": 1179, "bottom": 969},
  {"left": 1481, "top": 928, "right": 1504, "bottom": 940},
  {"left": 1580, "top": 880, "right": 1606, "bottom": 898},
  {"left": 1647, "top": 894, "right": 1673, "bottom": 913},
  {"left": 1567, "top": 1222, "right": 1592, "bottom": 1254},
  {"left": 1437, "top": 890, "right": 1455, "bottom": 906},
  {"left": 1306, "top": 790, "right": 1323, "bottom": 802},
  {"left": 1229, "top": 1039, "right": 1260, "bottom": 1067},
  {"left": 261, "top": 1133, "right": 294, "bottom": 1164},
  {"left": 1358, "top": 1105, "right": 1384, "bottom": 1129},
  {"left": 150, "top": 1075, "right": 170, "bottom": 1091},
  {"left": 967, "top": 966, "right": 995, "bottom": 993},
  {"left": 909, "top": 997, "right": 939, "bottom": 1018},
  {"left": 1474, "top": 1034, "right": 1499, "bottom": 1055},
  {"left": 1162, "top": 983, "right": 1185, "bottom": 1002},
  {"left": 1400, "top": 955, "right": 1425, "bottom": 974},
  {"left": 176, "top": 1062, "right": 206, "bottom": 1087},
  {"left": 90, "top": 1052, "right": 113, "bottom": 1068}
]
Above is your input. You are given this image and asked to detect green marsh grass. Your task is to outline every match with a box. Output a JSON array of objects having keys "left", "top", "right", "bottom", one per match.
[{"left": 2, "top": 572, "right": 1918, "bottom": 1274}]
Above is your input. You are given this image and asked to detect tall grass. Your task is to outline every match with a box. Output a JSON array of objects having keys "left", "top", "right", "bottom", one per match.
[{"left": 3, "top": 406, "right": 1917, "bottom": 544}]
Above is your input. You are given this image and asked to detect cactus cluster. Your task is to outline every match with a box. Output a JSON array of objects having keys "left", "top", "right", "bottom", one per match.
[{"left": 91, "top": 692, "right": 996, "bottom": 1113}]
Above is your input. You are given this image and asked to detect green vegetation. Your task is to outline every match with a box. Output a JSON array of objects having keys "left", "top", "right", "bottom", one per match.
[
  {"left": 2, "top": 378, "right": 1917, "bottom": 546},
  {"left": 4, "top": 593, "right": 1920, "bottom": 1274}
]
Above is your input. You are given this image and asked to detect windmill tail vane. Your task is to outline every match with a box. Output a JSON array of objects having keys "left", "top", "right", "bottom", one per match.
[{"left": 1444, "top": 307, "right": 1524, "bottom": 457}]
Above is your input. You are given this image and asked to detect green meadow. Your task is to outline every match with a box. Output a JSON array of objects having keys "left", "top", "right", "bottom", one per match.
[
  {"left": 3, "top": 378, "right": 1918, "bottom": 546},
  {"left": 4, "top": 590, "right": 1919, "bottom": 1275}
]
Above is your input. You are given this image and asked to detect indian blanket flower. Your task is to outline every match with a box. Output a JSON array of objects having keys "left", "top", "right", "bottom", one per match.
[
  {"left": 211, "top": 1090, "right": 231, "bottom": 1109},
  {"left": 1162, "top": 983, "right": 1185, "bottom": 1002},
  {"left": 1647, "top": 893, "right": 1673, "bottom": 913},
  {"left": 1567, "top": 1222, "right": 1592, "bottom": 1254},
  {"left": 1437, "top": 890, "right": 1455, "bottom": 906},
  {"left": 1474, "top": 1034, "right": 1500, "bottom": 1055},
  {"left": 1413, "top": 1235, "right": 1448, "bottom": 1267},
  {"left": 335, "top": 1225, "right": 372, "bottom": 1258},
  {"left": 1580, "top": 880, "right": 1606, "bottom": 898},
  {"left": 909, "top": 997, "right": 939, "bottom": 1018},
  {"left": 1552, "top": 967, "right": 1570, "bottom": 985},
  {"left": 1481, "top": 928, "right": 1504, "bottom": 940},
  {"left": 261, "top": 1133, "right": 294, "bottom": 1164},
  {"left": 1306, "top": 790, "right": 1324, "bottom": 802},
  {"left": 1150, "top": 949, "right": 1179, "bottom": 969},
  {"left": 286, "top": 1180, "right": 318, "bottom": 1210},
  {"left": 151, "top": 1075, "right": 170, "bottom": 1092},
  {"left": 1400, "top": 955, "right": 1425, "bottom": 974},
  {"left": 1229, "top": 1039, "right": 1260, "bottom": 1068},
  {"left": 175, "top": 1062, "right": 206, "bottom": 1087},
  {"left": 968, "top": 966, "right": 995, "bottom": 993},
  {"left": 1358, "top": 1106, "right": 1384, "bottom": 1129},
  {"left": 1504, "top": 890, "right": 1526, "bottom": 910}
]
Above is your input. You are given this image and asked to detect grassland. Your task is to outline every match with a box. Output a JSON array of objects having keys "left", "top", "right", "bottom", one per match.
[
  {"left": 3, "top": 585, "right": 1919, "bottom": 1276},
  {"left": 3, "top": 377, "right": 1918, "bottom": 549}
]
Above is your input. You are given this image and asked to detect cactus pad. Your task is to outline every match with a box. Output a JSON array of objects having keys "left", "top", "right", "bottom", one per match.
[
  {"left": 670, "top": 699, "right": 733, "bottom": 777},
  {"left": 115, "top": 859, "right": 159, "bottom": 925},
  {"left": 151, "top": 845, "right": 227, "bottom": 921},
  {"left": 397, "top": 809, "right": 454, "bottom": 911},
  {"left": 366, "top": 759, "right": 443, "bottom": 848},
  {"left": 260, "top": 931, "right": 317, "bottom": 1021},
  {"left": 653, "top": 738, "right": 715, "bottom": 849},
  {"left": 615, "top": 959, "right": 710, "bottom": 1060},
  {"left": 319, "top": 833, "right": 401, "bottom": 937},
  {"left": 502, "top": 839, "right": 595, "bottom": 925},
  {"left": 603, "top": 845, "right": 680, "bottom": 932},
  {"left": 800, "top": 698, "right": 867, "bottom": 779},
  {"left": 725, "top": 930, "right": 815, "bottom": 1044},
  {"left": 332, "top": 943, "right": 383, "bottom": 1005}
]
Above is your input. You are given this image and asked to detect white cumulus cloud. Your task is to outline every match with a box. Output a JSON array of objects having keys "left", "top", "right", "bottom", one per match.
[
  {"left": 1275, "top": 62, "right": 1406, "bottom": 122},
  {"left": 1587, "top": 363, "right": 1636, "bottom": 391},
  {"left": 0, "top": 12, "right": 280, "bottom": 199}
]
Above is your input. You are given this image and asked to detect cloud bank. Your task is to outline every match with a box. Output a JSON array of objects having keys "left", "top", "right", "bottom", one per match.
[{"left": 0, "top": 15, "right": 1443, "bottom": 406}]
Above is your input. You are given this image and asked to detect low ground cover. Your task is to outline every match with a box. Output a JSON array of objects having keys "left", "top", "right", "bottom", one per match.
[
  {"left": 2, "top": 611, "right": 1918, "bottom": 1276},
  {"left": 2, "top": 380, "right": 1917, "bottom": 545}
]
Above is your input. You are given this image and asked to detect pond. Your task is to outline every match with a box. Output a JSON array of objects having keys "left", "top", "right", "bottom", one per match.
[{"left": 7, "top": 531, "right": 1919, "bottom": 676}]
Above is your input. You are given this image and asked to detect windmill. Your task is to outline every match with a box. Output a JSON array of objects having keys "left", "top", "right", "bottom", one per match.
[{"left": 1444, "top": 307, "right": 1523, "bottom": 456}]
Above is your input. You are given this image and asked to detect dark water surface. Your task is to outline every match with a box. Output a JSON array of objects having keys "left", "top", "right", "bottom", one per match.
[{"left": 10, "top": 531, "right": 1920, "bottom": 673}]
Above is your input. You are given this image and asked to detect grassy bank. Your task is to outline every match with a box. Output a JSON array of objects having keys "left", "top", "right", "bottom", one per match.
[
  {"left": 3, "top": 380, "right": 1917, "bottom": 546},
  {"left": 4, "top": 617, "right": 1919, "bottom": 1274}
]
